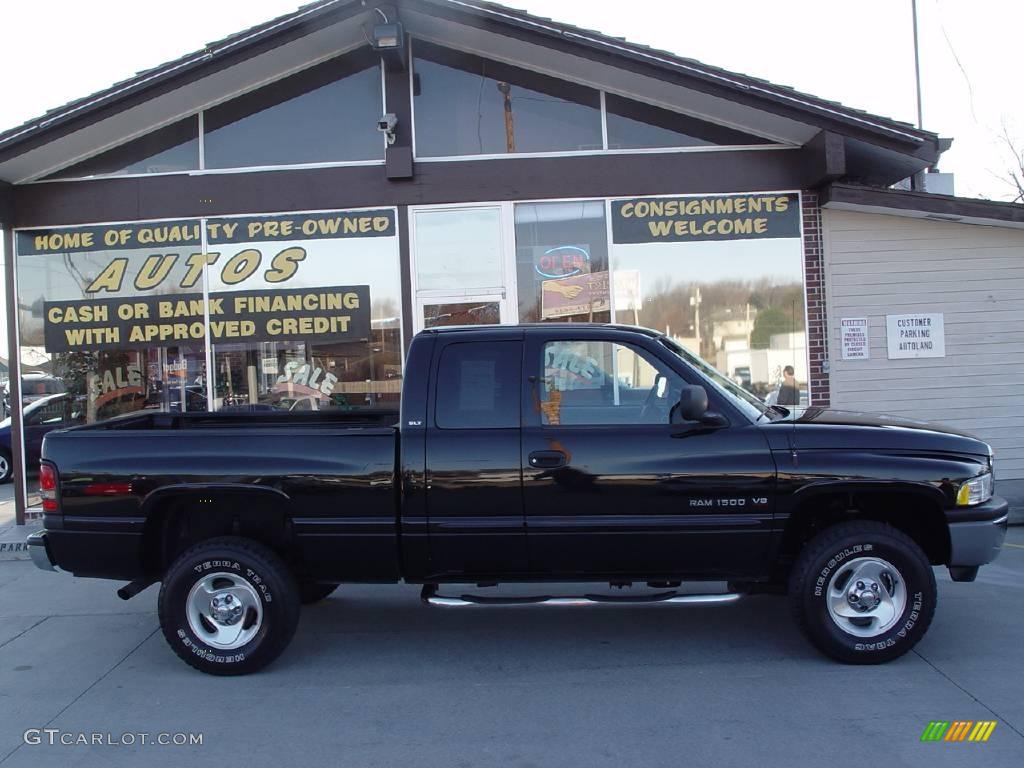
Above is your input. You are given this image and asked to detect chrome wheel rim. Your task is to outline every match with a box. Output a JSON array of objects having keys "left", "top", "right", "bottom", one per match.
[
  {"left": 826, "top": 556, "right": 907, "bottom": 638},
  {"left": 186, "top": 572, "right": 262, "bottom": 650},
  {"left": 0, "top": 455, "right": 9, "bottom": 478}
]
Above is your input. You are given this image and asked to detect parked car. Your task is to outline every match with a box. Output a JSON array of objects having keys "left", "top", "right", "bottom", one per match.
[
  {"left": 2, "top": 372, "right": 66, "bottom": 417},
  {"left": 0, "top": 393, "right": 83, "bottom": 483},
  {"left": 29, "top": 325, "right": 1007, "bottom": 675}
]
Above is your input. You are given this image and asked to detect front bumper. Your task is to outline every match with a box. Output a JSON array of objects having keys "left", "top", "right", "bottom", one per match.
[
  {"left": 26, "top": 531, "right": 56, "bottom": 572},
  {"left": 946, "top": 496, "right": 1009, "bottom": 567}
]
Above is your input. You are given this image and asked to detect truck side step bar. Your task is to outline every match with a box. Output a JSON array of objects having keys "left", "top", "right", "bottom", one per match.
[{"left": 420, "top": 584, "right": 742, "bottom": 607}]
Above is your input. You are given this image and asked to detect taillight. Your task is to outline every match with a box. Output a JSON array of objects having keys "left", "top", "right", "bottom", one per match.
[{"left": 39, "top": 463, "right": 58, "bottom": 513}]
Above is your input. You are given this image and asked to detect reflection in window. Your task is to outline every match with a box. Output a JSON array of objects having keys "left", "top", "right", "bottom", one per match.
[
  {"left": 45, "top": 118, "right": 199, "bottom": 179},
  {"left": 204, "top": 51, "right": 383, "bottom": 169},
  {"left": 514, "top": 201, "right": 609, "bottom": 323},
  {"left": 414, "top": 207, "right": 504, "bottom": 292},
  {"left": 207, "top": 218, "right": 403, "bottom": 412},
  {"left": 539, "top": 340, "right": 682, "bottom": 425},
  {"left": 413, "top": 42, "right": 602, "bottom": 157},
  {"left": 605, "top": 94, "right": 770, "bottom": 150},
  {"left": 14, "top": 226, "right": 210, "bottom": 426},
  {"left": 423, "top": 301, "right": 500, "bottom": 328},
  {"left": 611, "top": 238, "right": 805, "bottom": 402}
]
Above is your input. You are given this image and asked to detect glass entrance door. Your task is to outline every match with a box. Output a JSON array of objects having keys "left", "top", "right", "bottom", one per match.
[{"left": 410, "top": 205, "right": 516, "bottom": 332}]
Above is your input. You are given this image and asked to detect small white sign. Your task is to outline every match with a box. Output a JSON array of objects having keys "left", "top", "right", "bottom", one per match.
[
  {"left": 261, "top": 357, "right": 279, "bottom": 375},
  {"left": 840, "top": 317, "right": 870, "bottom": 360},
  {"left": 886, "top": 313, "right": 945, "bottom": 359}
]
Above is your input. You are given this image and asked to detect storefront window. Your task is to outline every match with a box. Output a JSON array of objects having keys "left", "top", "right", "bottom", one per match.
[
  {"left": 14, "top": 208, "right": 402, "bottom": 443},
  {"left": 204, "top": 51, "right": 384, "bottom": 169},
  {"left": 609, "top": 193, "right": 806, "bottom": 403},
  {"left": 514, "top": 201, "right": 610, "bottom": 323},
  {"left": 205, "top": 210, "right": 402, "bottom": 412},
  {"left": 45, "top": 117, "right": 200, "bottom": 179},
  {"left": 14, "top": 220, "right": 208, "bottom": 436},
  {"left": 605, "top": 94, "right": 770, "bottom": 150},
  {"left": 413, "top": 42, "right": 603, "bottom": 157}
]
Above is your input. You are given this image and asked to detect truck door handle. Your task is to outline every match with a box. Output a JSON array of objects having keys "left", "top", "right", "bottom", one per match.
[{"left": 528, "top": 451, "right": 567, "bottom": 469}]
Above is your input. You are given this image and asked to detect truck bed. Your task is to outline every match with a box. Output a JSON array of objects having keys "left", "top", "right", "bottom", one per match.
[{"left": 40, "top": 408, "right": 402, "bottom": 582}]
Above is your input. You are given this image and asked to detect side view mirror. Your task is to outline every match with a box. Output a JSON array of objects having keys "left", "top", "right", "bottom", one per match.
[
  {"left": 676, "top": 385, "right": 708, "bottom": 421},
  {"left": 672, "top": 385, "right": 728, "bottom": 427}
]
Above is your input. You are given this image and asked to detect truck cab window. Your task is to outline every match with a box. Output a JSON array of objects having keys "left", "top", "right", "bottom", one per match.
[
  {"left": 539, "top": 340, "right": 683, "bottom": 425},
  {"left": 435, "top": 342, "right": 520, "bottom": 429}
]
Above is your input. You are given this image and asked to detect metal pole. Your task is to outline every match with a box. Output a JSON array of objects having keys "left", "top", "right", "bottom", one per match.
[
  {"left": 912, "top": 0, "right": 924, "bottom": 130},
  {"left": 201, "top": 221, "right": 215, "bottom": 411},
  {"left": 2, "top": 222, "right": 27, "bottom": 525}
]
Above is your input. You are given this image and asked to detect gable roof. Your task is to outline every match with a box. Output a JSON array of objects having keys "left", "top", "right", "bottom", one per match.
[{"left": 0, "top": 0, "right": 945, "bottom": 184}]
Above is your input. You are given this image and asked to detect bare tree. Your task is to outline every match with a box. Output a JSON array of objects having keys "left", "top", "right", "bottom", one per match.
[{"left": 995, "top": 121, "right": 1024, "bottom": 203}]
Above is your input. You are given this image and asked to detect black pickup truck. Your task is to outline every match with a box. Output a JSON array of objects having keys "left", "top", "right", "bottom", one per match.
[{"left": 28, "top": 324, "right": 1008, "bottom": 675}]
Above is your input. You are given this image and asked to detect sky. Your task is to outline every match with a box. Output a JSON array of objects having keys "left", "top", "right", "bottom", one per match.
[{"left": 1, "top": 0, "right": 1022, "bottom": 358}]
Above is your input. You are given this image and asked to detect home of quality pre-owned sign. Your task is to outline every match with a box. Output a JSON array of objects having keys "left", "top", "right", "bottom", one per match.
[
  {"left": 611, "top": 193, "right": 800, "bottom": 243},
  {"left": 18, "top": 210, "right": 395, "bottom": 256}
]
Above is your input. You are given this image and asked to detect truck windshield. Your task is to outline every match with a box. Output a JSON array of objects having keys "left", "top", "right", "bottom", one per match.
[{"left": 657, "top": 336, "right": 774, "bottom": 422}]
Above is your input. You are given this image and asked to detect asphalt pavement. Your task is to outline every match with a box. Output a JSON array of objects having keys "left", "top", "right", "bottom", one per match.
[{"left": 0, "top": 530, "right": 1022, "bottom": 768}]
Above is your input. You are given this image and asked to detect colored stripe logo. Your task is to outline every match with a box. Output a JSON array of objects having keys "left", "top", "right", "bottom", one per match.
[{"left": 921, "top": 721, "right": 996, "bottom": 742}]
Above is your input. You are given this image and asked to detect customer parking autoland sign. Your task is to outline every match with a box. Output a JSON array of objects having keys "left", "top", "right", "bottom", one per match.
[{"left": 886, "top": 313, "right": 945, "bottom": 359}]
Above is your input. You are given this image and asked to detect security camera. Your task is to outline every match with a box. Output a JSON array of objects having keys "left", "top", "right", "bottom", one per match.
[{"left": 377, "top": 113, "right": 398, "bottom": 145}]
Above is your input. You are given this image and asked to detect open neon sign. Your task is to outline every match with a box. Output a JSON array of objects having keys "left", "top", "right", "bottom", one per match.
[{"left": 534, "top": 245, "right": 590, "bottom": 279}]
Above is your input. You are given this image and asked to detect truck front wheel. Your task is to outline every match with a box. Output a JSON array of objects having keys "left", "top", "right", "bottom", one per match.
[
  {"left": 789, "top": 520, "right": 936, "bottom": 664},
  {"left": 158, "top": 536, "right": 300, "bottom": 675}
]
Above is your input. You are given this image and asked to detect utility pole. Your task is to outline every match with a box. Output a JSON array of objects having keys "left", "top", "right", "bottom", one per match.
[
  {"left": 912, "top": 0, "right": 924, "bottom": 130},
  {"left": 911, "top": 0, "right": 927, "bottom": 189},
  {"left": 690, "top": 287, "right": 702, "bottom": 355},
  {"left": 497, "top": 82, "right": 515, "bottom": 153}
]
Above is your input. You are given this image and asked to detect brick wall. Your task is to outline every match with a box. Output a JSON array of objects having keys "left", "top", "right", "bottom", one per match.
[{"left": 802, "top": 191, "right": 829, "bottom": 406}]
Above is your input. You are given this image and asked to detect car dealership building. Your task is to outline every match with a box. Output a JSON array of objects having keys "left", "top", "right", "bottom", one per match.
[{"left": 2, "top": 0, "right": 1023, "bottom": 522}]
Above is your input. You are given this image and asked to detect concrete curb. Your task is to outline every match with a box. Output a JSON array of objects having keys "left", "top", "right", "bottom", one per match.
[{"left": 0, "top": 517, "right": 42, "bottom": 560}]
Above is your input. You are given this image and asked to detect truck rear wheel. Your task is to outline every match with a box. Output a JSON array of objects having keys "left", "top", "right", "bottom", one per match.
[
  {"left": 789, "top": 520, "right": 936, "bottom": 664},
  {"left": 158, "top": 536, "right": 300, "bottom": 675}
]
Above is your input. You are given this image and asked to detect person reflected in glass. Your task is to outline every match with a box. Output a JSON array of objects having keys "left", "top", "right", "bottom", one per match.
[{"left": 777, "top": 365, "right": 799, "bottom": 406}]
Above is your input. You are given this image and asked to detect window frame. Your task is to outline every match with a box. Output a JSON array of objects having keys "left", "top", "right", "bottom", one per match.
[
  {"left": 409, "top": 40, "right": 793, "bottom": 163},
  {"left": 411, "top": 40, "right": 605, "bottom": 160},
  {"left": 203, "top": 47, "right": 386, "bottom": 170},
  {"left": 28, "top": 48, "right": 388, "bottom": 184}
]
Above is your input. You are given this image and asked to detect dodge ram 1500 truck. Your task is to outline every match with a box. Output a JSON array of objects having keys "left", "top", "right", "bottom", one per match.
[{"left": 28, "top": 324, "right": 1008, "bottom": 675}]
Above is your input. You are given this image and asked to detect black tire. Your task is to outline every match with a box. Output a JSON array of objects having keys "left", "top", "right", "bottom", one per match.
[
  {"left": 0, "top": 450, "right": 12, "bottom": 484},
  {"left": 158, "top": 536, "right": 300, "bottom": 676},
  {"left": 299, "top": 582, "right": 340, "bottom": 604},
  {"left": 789, "top": 520, "right": 936, "bottom": 664}
]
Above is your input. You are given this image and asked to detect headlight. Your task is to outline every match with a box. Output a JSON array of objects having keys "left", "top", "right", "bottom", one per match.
[{"left": 956, "top": 472, "right": 993, "bottom": 506}]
